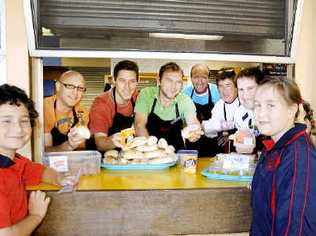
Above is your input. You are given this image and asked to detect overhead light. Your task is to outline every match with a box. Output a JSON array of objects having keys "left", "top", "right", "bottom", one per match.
[
  {"left": 149, "top": 33, "right": 223, "bottom": 40},
  {"left": 42, "top": 27, "right": 54, "bottom": 36}
]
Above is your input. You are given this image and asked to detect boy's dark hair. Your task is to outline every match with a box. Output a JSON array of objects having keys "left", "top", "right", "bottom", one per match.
[
  {"left": 113, "top": 60, "right": 139, "bottom": 80},
  {"left": 216, "top": 68, "right": 236, "bottom": 85},
  {"left": 235, "top": 67, "right": 264, "bottom": 86},
  {"left": 0, "top": 84, "right": 39, "bottom": 127},
  {"left": 158, "top": 62, "right": 184, "bottom": 80}
]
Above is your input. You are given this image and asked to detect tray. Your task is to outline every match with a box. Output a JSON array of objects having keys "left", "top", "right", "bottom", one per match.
[
  {"left": 101, "top": 161, "right": 177, "bottom": 170},
  {"left": 201, "top": 168, "right": 253, "bottom": 182}
]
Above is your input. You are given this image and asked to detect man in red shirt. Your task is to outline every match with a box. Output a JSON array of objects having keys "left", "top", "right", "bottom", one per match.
[
  {"left": 89, "top": 60, "right": 139, "bottom": 152},
  {"left": 0, "top": 84, "right": 70, "bottom": 236}
]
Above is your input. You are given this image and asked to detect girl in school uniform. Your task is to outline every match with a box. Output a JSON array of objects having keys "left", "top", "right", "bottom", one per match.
[{"left": 251, "top": 77, "right": 316, "bottom": 235}]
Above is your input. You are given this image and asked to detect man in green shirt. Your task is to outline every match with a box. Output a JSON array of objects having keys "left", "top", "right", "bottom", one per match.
[{"left": 135, "top": 62, "right": 202, "bottom": 151}]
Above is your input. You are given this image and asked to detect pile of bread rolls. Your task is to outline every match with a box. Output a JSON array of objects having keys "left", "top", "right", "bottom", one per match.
[{"left": 103, "top": 136, "right": 176, "bottom": 165}]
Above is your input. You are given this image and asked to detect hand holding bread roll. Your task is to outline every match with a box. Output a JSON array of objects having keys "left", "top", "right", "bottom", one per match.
[
  {"left": 233, "top": 129, "right": 255, "bottom": 154},
  {"left": 181, "top": 124, "right": 203, "bottom": 143},
  {"left": 111, "top": 132, "right": 124, "bottom": 149}
]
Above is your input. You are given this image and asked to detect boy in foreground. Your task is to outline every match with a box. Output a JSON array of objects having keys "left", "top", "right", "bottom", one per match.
[{"left": 0, "top": 84, "right": 73, "bottom": 236}]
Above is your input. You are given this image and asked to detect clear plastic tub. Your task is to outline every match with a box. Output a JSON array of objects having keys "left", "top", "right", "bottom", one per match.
[
  {"left": 43, "top": 151, "right": 101, "bottom": 176},
  {"left": 176, "top": 150, "right": 198, "bottom": 174},
  {"left": 234, "top": 142, "right": 255, "bottom": 154}
]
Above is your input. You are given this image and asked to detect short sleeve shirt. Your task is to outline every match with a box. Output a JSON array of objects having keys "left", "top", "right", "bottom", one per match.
[
  {"left": 88, "top": 89, "right": 138, "bottom": 135},
  {"left": 183, "top": 83, "right": 220, "bottom": 105},
  {"left": 44, "top": 95, "right": 89, "bottom": 134},
  {"left": 134, "top": 87, "right": 196, "bottom": 121},
  {"left": 0, "top": 154, "right": 45, "bottom": 228}
]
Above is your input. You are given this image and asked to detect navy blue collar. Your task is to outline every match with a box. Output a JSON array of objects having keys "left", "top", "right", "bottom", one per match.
[
  {"left": 0, "top": 154, "right": 15, "bottom": 168},
  {"left": 263, "top": 123, "right": 307, "bottom": 151}
]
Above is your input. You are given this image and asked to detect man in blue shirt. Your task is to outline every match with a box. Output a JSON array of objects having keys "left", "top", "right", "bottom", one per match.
[{"left": 183, "top": 64, "right": 220, "bottom": 156}]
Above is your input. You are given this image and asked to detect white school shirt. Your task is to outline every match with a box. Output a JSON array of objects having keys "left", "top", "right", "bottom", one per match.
[
  {"left": 233, "top": 105, "right": 260, "bottom": 136},
  {"left": 202, "top": 98, "right": 240, "bottom": 138}
]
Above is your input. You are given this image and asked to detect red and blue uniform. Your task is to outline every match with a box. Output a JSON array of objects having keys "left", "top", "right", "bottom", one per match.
[{"left": 251, "top": 123, "right": 316, "bottom": 235}]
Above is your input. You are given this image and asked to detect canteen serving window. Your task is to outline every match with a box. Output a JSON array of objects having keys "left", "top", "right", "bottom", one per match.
[{"left": 24, "top": 0, "right": 302, "bottom": 63}]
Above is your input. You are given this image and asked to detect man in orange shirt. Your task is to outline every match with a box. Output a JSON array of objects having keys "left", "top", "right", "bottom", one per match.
[
  {"left": 44, "top": 70, "right": 89, "bottom": 152},
  {"left": 89, "top": 60, "right": 139, "bottom": 152}
]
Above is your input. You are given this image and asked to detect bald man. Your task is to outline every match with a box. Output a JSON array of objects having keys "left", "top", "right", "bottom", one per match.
[
  {"left": 183, "top": 64, "right": 220, "bottom": 157},
  {"left": 44, "top": 70, "right": 89, "bottom": 152}
]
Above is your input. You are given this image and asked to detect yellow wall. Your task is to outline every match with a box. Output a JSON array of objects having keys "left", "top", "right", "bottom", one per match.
[{"left": 296, "top": 0, "right": 316, "bottom": 110}]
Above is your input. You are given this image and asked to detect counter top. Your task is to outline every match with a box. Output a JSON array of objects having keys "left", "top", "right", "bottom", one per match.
[{"left": 27, "top": 158, "right": 249, "bottom": 191}]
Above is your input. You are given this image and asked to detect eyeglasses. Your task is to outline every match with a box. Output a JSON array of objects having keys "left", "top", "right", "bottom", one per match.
[{"left": 59, "top": 81, "right": 86, "bottom": 92}]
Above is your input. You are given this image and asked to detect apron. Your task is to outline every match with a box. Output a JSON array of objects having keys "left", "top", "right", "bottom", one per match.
[
  {"left": 107, "top": 87, "right": 135, "bottom": 136},
  {"left": 216, "top": 101, "right": 238, "bottom": 153},
  {"left": 146, "top": 98, "right": 184, "bottom": 151},
  {"left": 186, "top": 86, "right": 218, "bottom": 157},
  {"left": 88, "top": 88, "right": 135, "bottom": 151},
  {"left": 51, "top": 100, "right": 79, "bottom": 146}
]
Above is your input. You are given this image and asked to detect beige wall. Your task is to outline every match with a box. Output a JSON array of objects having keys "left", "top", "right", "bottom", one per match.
[
  {"left": 295, "top": 0, "right": 316, "bottom": 109},
  {"left": 6, "top": 0, "right": 29, "bottom": 92},
  {"left": 5, "top": 0, "right": 31, "bottom": 157}
]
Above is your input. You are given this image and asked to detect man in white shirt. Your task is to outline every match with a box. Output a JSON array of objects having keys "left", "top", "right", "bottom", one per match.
[
  {"left": 202, "top": 68, "right": 239, "bottom": 153},
  {"left": 233, "top": 67, "right": 264, "bottom": 137}
]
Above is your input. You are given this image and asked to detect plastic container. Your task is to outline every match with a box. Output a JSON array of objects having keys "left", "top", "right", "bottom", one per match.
[
  {"left": 234, "top": 142, "right": 255, "bottom": 154},
  {"left": 176, "top": 150, "right": 198, "bottom": 174},
  {"left": 43, "top": 151, "right": 101, "bottom": 176}
]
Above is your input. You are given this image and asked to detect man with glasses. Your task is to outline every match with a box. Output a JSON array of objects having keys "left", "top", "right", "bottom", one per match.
[
  {"left": 44, "top": 70, "right": 89, "bottom": 151},
  {"left": 182, "top": 64, "right": 220, "bottom": 156}
]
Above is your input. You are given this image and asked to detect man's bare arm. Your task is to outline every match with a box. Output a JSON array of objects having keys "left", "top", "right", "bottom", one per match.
[
  {"left": 134, "top": 112, "right": 149, "bottom": 137},
  {"left": 94, "top": 132, "right": 117, "bottom": 152}
]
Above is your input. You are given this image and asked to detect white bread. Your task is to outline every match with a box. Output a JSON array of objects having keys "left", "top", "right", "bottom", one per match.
[
  {"left": 143, "top": 150, "right": 167, "bottom": 159},
  {"left": 135, "top": 144, "right": 158, "bottom": 152},
  {"left": 121, "top": 150, "right": 144, "bottom": 160},
  {"left": 76, "top": 126, "right": 91, "bottom": 139},
  {"left": 165, "top": 145, "right": 175, "bottom": 154},
  {"left": 104, "top": 150, "right": 119, "bottom": 159},
  {"left": 123, "top": 137, "right": 147, "bottom": 150},
  {"left": 181, "top": 124, "right": 202, "bottom": 139},
  {"left": 157, "top": 138, "right": 168, "bottom": 149},
  {"left": 147, "top": 136, "right": 158, "bottom": 146}
]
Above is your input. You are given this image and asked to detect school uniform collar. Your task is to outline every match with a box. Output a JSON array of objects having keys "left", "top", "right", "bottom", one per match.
[
  {"left": 262, "top": 123, "right": 307, "bottom": 151},
  {"left": 224, "top": 97, "right": 239, "bottom": 105},
  {"left": 0, "top": 154, "right": 15, "bottom": 168}
]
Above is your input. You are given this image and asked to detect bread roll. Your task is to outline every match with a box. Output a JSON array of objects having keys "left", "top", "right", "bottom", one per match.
[
  {"left": 76, "top": 126, "right": 91, "bottom": 139},
  {"left": 147, "top": 136, "right": 158, "bottom": 146},
  {"left": 104, "top": 150, "right": 119, "bottom": 159},
  {"left": 181, "top": 124, "right": 202, "bottom": 139},
  {"left": 165, "top": 145, "right": 175, "bottom": 154},
  {"left": 121, "top": 150, "right": 144, "bottom": 160},
  {"left": 135, "top": 144, "right": 158, "bottom": 152},
  {"left": 124, "top": 137, "right": 147, "bottom": 150},
  {"left": 157, "top": 138, "right": 168, "bottom": 149},
  {"left": 143, "top": 150, "right": 167, "bottom": 159}
]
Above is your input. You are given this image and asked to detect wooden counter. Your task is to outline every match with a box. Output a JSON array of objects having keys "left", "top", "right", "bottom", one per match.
[{"left": 28, "top": 158, "right": 252, "bottom": 236}]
